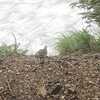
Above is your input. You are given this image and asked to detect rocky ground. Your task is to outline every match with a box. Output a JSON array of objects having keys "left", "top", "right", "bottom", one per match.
[{"left": 0, "top": 53, "right": 100, "bottom": 100}]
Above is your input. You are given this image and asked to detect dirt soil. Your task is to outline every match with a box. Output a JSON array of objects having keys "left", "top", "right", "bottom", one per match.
[{"left": 0, "top": 53, "right": 100, "bottom": 100}]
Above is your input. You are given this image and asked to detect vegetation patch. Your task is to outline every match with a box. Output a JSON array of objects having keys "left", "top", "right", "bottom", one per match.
[
  {"left": 56, "top": 29, "right": 100, "bottom": 55},
  {"left": 0, "top": 43, "right": 27, "bottom": 57}
]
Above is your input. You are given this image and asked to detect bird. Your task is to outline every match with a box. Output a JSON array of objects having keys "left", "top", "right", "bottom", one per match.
[{"left": 35, "top": 46, "right": 47, "bottom": 57}]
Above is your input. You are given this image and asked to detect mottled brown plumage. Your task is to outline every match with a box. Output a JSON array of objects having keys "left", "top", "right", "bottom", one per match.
[{"left": 35, "top": 46, "right": 47, "bottom": 57}]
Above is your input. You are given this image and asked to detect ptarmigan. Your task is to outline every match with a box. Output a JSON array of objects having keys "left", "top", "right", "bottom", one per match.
[{"left": 35, "top": 46, "right": 47, "bottom": 57}]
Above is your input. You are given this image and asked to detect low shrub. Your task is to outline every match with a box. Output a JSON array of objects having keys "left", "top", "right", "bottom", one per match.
[{"left": 56, "top": 29, "right": 98, "bottom": 55}]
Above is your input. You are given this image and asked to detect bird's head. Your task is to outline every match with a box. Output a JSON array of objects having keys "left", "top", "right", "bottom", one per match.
[{"left": 44, "top": 45, "right": 47, "bottom": 50}]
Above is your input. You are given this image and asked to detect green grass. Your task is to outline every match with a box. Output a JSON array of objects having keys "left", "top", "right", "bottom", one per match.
[
  {"left": 94, "top": 36, "right": 100, "bottom": 52},
  {"left": 56, "top": 29, "right": 99, "bottom": 55},
  {"left": 0, "top": 43, "right": 28, "bottom": 57},
  {"left": 0, "top": 33, "right": 28, "bottom": 57}
]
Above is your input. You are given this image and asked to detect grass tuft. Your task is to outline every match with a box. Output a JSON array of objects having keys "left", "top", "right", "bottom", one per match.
[
  {"left": 0, "top": 43, "right": 28, "bottom": 57},
  {"left": 55, "top": 29, "right": 99, "bottom": 55}
]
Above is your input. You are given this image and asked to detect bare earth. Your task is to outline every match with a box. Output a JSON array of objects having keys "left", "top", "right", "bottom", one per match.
[{"left": 0, "top": 53, "right": 100, "bottom": 100}]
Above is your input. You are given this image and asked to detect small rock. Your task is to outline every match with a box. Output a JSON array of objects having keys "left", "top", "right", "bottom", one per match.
[
  {"left": 0, "top": 86, "right": 4, "bottom": 90},
  {"left": 65, "top": 84, "right": 71, "bottom": 88},
  {"left": 0, "top": 70, "right": 2, "bottom": 73},
  {"left": 67, "top": 87, "right": 77, "bottom": 94},
  {"left": 8, "top": 70, "right": 14, "bottom": 73},
  {"left": 0, "top": 58, "right": 3, "bottom": 64},
  {"left": 46, "top": 80, "right": 62, "bottom": 95},
  {"left": 48, "top": 68, "right": 52, "bottom": 71},
  {"left": 61, "top": 95, "right": 65, "bottom": 99}
]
